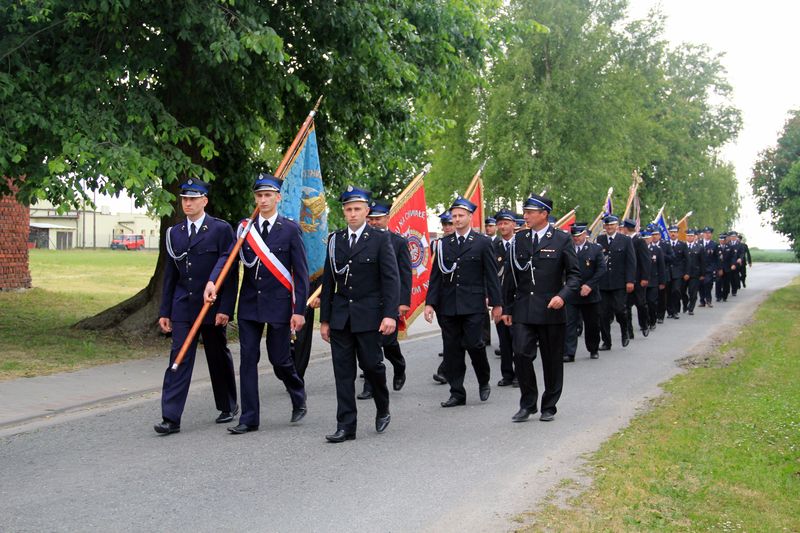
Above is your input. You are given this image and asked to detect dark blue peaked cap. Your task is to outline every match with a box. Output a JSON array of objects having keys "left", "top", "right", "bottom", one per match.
[
  {"left": 253, "top": 172, "right": 283, "bottom": 192},
  {"left": 494, "top": 209, "right": 515, "bottom": 222},
  {"left": 368, "top": 200, "right": 391, "bottom": 217},
  {"left": 450, "top": 196, "right": 477, "bottom": 213},
  {"left": 180, "top": 178, "right": 209, "bottom": 197},
  {"left": 339, "top": 185, "right": 371, "bottom": 204}
]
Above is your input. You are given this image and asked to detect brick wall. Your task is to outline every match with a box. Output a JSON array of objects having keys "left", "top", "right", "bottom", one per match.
[{"left": 0, "top": 183, "right": 32, "bottom": 290}]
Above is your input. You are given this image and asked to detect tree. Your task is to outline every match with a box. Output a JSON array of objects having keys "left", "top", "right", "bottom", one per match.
[
  {"left": 1, "top": 0, "right": 494, "bottom": 334},
  {"left": 751, "top": 110, "right": 800, "bottom": 258},
  {"left": 425, "top": 0, "right": 741, "bottom": 230}
]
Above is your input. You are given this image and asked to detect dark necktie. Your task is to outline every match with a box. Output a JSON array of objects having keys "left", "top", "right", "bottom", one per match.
[
  {"left": 608, "top": 236, "right": 613, "bottom": 247},
  {"left": 505, "top": 241, "right": 510, "bottom": 253},
  {"left": 458, "top": 235, "right": 465, "bottom": 246},
  {"left": 261, "top": 219, "right": 270, "bottom": 239},
  {"left": 533, "top": 232, "right": 539, "bottom": 248},
  {"left": 189, "top": 223, "right": 197, "bottom": 243},
  {"left": 350, "top": 232, "right": 357, "bottom": 249}
]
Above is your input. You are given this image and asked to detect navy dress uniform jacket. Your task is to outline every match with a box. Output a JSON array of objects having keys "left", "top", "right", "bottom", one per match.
[
  {"left": 686, "top": 242, "right": 706, "bottom": 278},
  {"left": 596, "top": 233, "right": 636, "bottom": 290},
  {"left": 567, "top": 242, "right": 606, "bottom": 305},
  {"left": 631, "top": 235, "right": 652, "bottom": 283},
  {"left": 501, "top": 226, "right": 581, "bottom": 324},
  {"left": 212, "top": 215, "right": 309, "bottom": 324},
  {"left": 426, "top": 230, "right": 502, "bottom": 316},
  {"left": 703, "top": 240, "right": 720, "bottom": 272},
  {"left": 160, "top": 216, "right": 238, "bottom": 322},
  {"left": 647, "top": 243, "right": 667, "bottom": 285},
  {"left": 320, "top": 226, "right": 400, "bottom": 333},
  {"left": 390, "top": 231, "right": 413, "bottom": 308},
  {"left": 669, "top": 240, "right": 688, "bottom": 279}
]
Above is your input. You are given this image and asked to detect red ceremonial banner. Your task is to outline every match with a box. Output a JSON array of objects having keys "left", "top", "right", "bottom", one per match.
[
  {"left": 463, "top": 168, "right": 485, "bottom": 233},
  {"left": 389, "top": 168, "right": 432, "bottom": 332}
]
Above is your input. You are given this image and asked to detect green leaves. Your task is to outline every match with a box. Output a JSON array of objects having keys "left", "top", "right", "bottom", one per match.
[{"left": 751, "top": 110, "right": 800, "bottom": 258}]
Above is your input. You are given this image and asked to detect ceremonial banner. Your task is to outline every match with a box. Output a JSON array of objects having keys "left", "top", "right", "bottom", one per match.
[
  {"left": 554, "top": 208, "right": 577, "bottom": 232},
  {"left": 389, "top": 166, "right": 432, "bottom": 333},
  {"left": 677, "top": 211, "right": 692, "bottom": 242},
  {"left": 604, "top": 196, "right": 614, "bottom": 217},
  {"left": 277, "top": 126, "right": 328, "bottom": 280},
  {"left": 464, "top": 175, "right": 484, "bottom": 232},
  {"left": 654, "top": 211, "right": 670, "bottom": 240}
]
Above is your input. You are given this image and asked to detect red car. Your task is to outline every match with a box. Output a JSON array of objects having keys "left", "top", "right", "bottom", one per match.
[{"left": 110, "top": 234, "right": 145, "bottom": 250}]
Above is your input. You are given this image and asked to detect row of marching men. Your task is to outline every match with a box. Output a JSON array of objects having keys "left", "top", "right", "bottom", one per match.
[{"left": 153, "top": 176, "right": 750, "bottom": 439}]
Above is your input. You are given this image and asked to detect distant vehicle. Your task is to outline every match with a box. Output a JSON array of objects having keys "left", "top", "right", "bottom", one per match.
[{"left": 110, "top": 234, "right": 145, "bottom": 250}]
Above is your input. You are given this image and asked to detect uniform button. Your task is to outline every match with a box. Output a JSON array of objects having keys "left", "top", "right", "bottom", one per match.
[
  {"left": 188, "top": 277, "right": 192, "bottom": 281},
  {"left": 189, "top": 292, "right": 193, "bottom": 295},
  {"left": 258, "top": 277, "right": 262, "bottom": 280},
  {"left": 456, "top": 283, "right": 459, "bottom": 286},
  {"left": 349, "top": 260, "right": 353, "bottom": 264},
  {"left": 348, "top": 286, "right": 352, "bottom": 289},
  {"left": 258, "top": 290, "right": 261, "bottom": 294},
  {"left": 530, "top": 292, "right": 534, "bottom": 295},
  {"left": 349, "top": 299, "right": 353, "bottom": 303}
]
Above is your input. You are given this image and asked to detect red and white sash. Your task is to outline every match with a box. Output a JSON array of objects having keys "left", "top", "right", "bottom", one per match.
[{"left": 241, "top": 220, "right": 295, "bottom": 305}]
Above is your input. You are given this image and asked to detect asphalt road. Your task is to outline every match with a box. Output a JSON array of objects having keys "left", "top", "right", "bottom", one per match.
[{"left": 1, "top": 263, "right": 797, "bottom": 532}]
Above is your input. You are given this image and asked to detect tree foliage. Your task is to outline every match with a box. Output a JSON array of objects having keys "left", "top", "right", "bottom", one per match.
[
  {"left": 751, "top": 110, "right": 800, "bottom": 258},
  {"left": 425, "top": 0, "right": 742, "bottom": 230}
]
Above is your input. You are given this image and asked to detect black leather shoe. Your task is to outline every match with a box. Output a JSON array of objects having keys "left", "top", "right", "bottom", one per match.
[
  {"left": 650, "top": 324, "right": 656, "bottom": 331},
  {"left": 227, "top": 423, "right": 258, "bottom": 434},
  {"left": 494, "top": 348, "right": 502, "bottom": 356},
  {"left": 688, "top": 310, "right": 694, "bottom": 315},
  {"left": 375, "top": 412, "right": 391, "bottom": 433},
  {"left": 325, "top": 429, "right": 356, "bottom": 443},
  {"left": 154, "top": 420, "right": 180, "bottom": 435},
  {"left": 438, "top": 352, "right": 444, "bottom": 358},
  {"left": 641, "top": 328, "right": 649, "bottom": 337},
  {"left": 657, "top": 318, "right": 664, "bottom": 324},
  {"left": 699, "top": 302, "right": 706, "bottom": 307},
  {"left": 672, "top": 314, "right": 680, "bottom": 319},
  {"left": 497, "top": 378, "right": 515, "bottom": 386},
  {"left": 215, "top": 405, "right": 239, "bottom": 424},
  {"left": 539, "top": 410, "right": 556, "bottom": 422},
  {"left": 598, "top": 344, "right": 611, "bottom": 351},
  {"left": 291, "top": 406, "right": 307, "bottom": 423},
  {"left": 357, "top": 389, "right": 373, "bottom": 400},
  {"left": 563, "top": 354, "right": 575, "bottom": 362},
  {"left": 590, "top": 352, "right": 599, "bottom": 359},
  {"left": 432, "top": 373, "right": 447, "bottom": 384},
  {"left": 707, "top": 302, "right": 713, "bottom": 308},
  {"left": 622, "top": 337, "right": 630, "bottom": 347},
  {"left": 512, "top": 407, "right": 537, "bottom": 422},
  {"left": 393, "top": 373, "right": 406, "bottom": 391},
  {"left": 441, "top": 396, "right": 466, "bottom": 408},
  {"left": 479, "top": 384, "right": 491, "bottom": 402}
]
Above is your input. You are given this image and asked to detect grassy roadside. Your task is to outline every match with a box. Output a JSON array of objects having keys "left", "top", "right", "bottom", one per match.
[
  {"left": 750, "top": 249, "right": 797, "bottom": 262},
  {"left": 520, "top": 279, "right": 800, "bottom": 532},
  {"left": 0, "top": 249, "right": 166, "bottom": 380}
]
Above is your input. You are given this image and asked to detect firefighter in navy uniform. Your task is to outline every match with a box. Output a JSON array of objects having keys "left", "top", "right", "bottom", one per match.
[
  {"left": 154, "top": 178, "right": 238, "bottom": 435},
  {"left": 424, "top": 197, "right": 503, "bottom": 408},
  {"left": 643, "top": 226, "right": 666, "bottom": 330},
  {"left": 716, "top": 233, "right": 729, "bottom": 301},
  {"left": 738, "top": 234, "right": 752, "bottom": 288},
  {"left": 320, "top": 186, "right": 400, "bottom": 443},
  {"left": 205, "top": 173, "right": 310, "bottom": 434},
  {"left": 699, "top": 226, "right": 720, "bottom": 308},
  {"left": 620, "top": 218, "right": 651, "bottom": 339},
  {"left": 596, "top": 215, "right": 636, "bottom": 350},
  {"left": 500, "top": 194, "right": 580, "bottom": 422},
  {"left": 492, "top": 209, "right": 518, "bottom": 384},
  {"left": 651, "top": 228, "right": 673, "bottom": 323},
  {"left": 684, "top": 229, "right": 706, "bottom": 315},
  {"left": 432, "top": 211, "right": 455, "bottom": 385},
  {"left": 666, "top": 225, "right": 688, "bottom": 318},
  {"left": 725, "top": 231, "right": 745, "bottom": 296},
  {"left": 563, "top": 223, "right": 605, "bottom": 361},
  {"left": 357, "top": 200, "right": 411, "bottom": 400}
]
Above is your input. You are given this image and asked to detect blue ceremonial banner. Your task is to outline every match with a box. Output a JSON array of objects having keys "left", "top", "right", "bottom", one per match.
[
  {"left": 604, "top": 197, "right": 613, "bottom": 217},
  {"left": 654, "top": 212, "right": 669, "bottom": 240},
  {"left": 278, "top": 126, "right": 328, "bottom": 280}
]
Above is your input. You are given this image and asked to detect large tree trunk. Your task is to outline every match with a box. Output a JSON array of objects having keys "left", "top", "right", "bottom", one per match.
[{"left": 73, "top": 211, "right": 177, "bottom": 337}]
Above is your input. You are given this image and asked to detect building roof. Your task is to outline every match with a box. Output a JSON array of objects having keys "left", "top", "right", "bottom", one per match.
[{"left": 30, "top": 222, "right": 75, "bottom": 230}]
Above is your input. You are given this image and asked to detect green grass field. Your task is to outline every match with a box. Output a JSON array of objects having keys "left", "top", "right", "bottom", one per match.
[
  {"left": 0, "top": 249, "right": 165, "bottom": 380},
  {"left": 750, "top": 248, "right": 798, "bottom": 263},
  {"left": 521, "top": 279, "right": 800, "bottom": 532}
]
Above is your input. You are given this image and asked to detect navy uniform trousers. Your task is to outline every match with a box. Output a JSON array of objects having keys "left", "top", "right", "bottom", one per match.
[
  {"left": 238, "top": 318, "right": 306, "bottom": 427},
  {"left": 565, "top": 301, "right": 600, "bottom": 356},
  {"left": 162, "top": 322, "right": 237, "bottom": 424}
]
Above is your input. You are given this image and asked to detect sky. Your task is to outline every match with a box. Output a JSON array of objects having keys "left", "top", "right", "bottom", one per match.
[{"left": 627, "top": 0, "right": 797, "bottom": 248}]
